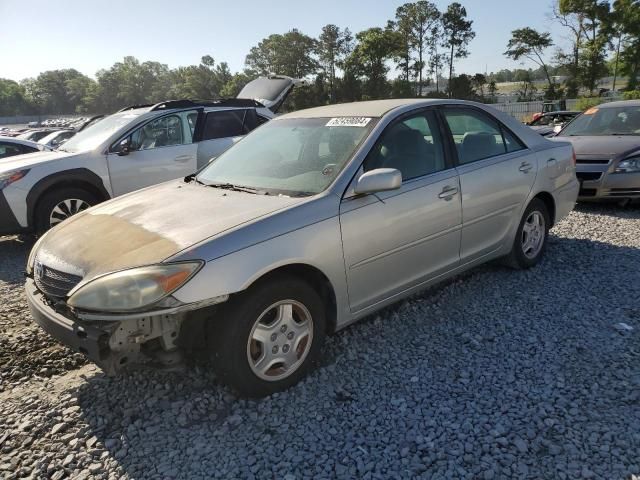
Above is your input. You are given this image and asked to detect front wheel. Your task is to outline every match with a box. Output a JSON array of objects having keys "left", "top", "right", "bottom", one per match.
[
  {"left": 34, "top": 188, "right": 98, "bottom": 235},
  {"left": 209, "top": 277, "right": 326, "bottom": 397},
  {"left": 503, "top": 198, "right": 550, "bottom": 269}
]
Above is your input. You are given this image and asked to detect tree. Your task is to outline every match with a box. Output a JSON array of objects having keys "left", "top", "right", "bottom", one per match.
[
  {"left": 448, "top": 74, "right": 475, "bottom": 99},
  {"left": 552, "top": 0, "right": 587, "bottom": 96},
  {"left": 246, "top": 30, "right": 318, "bottom": 78},
  {"left": 348, "top": 27, "right": 402, "bottom": 99},
  {"left": 411, "top": 1, "right": 441, "bottom": 96},
  {"left": 612, "top": 0, "right": 640, "bottom": 90},
  {"left": 516, "top": 71, "right": 538, "bottom": 101},
  {"left": 441, "top": 2, "right": 476, "bottom": 97},
  {"left": 428, "top": 20, "right": 446, "bottom": 92},
  {"left": 504, "top": 28, "right": 555, "bottom": 90},
  {"left": 390, "top": 5, "right": 414, "bottom": 86},
  {"left": 317, "top": 25, "right": 353, "bottom": 102},
  {"left": 0, "top": 79, "right": 31, "bottom": 115},
  {"left": 488, "top": 80, "right": 498, "bottom": 103},
  {"left": 559, "top": 0, "right": 612, "bottom": 94},
  {"left": 471, "top": 73, "right": 487, "bottom": 99},
  {"left": 169, "top": 56, "right": 232, "bottom": 99}
]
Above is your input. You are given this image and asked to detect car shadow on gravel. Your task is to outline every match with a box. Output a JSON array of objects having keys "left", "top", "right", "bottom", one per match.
[
  {"left": 67, "top": 234, "right": 640, "bottom": 479},
  {"left": 0, "top": 235, "right": 33, "bottom": 285},
  {"left": 575, "top": 201, "right": 640, "bottom": 218}
]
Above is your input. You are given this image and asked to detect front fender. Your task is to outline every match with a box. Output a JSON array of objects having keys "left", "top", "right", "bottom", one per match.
[{"left": 170, "top": 216, "right": 351, "bottom": 324}]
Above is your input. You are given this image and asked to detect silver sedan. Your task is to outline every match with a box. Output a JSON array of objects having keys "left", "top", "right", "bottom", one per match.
[{"left": 26, "top": 99, "right": 579, "bottom": 396}]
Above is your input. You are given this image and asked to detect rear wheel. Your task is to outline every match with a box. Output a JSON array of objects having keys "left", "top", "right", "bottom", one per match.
[
  {"left": 209, "top": 276, "right": 326, "bottom": 397},
  {"left": 34, "top": 188, "right": 98, "bottom": 235},
  {"left": 504, "top": 198, "right": 550, "bottom": 269}
]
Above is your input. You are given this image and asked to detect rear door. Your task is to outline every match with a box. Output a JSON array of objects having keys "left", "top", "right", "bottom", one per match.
[
  {"left": 107, "top": 110, "right": 199, "bottom": 196},
  {"left": 195, "top": 109, "right": 258, "bottom": 168},
  {"left": 440, "top": 106, "right": 536, "bottom": 262}
]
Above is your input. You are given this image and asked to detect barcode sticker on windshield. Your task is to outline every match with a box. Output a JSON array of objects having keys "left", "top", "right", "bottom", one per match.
[{"left": 326, "top": 117, "right": 371, "bottom": 127}]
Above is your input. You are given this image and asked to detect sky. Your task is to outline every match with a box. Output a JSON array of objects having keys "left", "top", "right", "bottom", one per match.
[{"left": 0, "top": 0, "right": 567, "bottom": 82}]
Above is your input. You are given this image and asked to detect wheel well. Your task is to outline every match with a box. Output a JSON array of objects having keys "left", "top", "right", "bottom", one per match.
[
  {"left": 533, "top": 191, "right": 556, "bottom": 227},
  {"left": 31, "top": 180, "right": 108, "bottom": 226},
  {"left": 250, "top": 264, "right": 338, "bottom": 334}
]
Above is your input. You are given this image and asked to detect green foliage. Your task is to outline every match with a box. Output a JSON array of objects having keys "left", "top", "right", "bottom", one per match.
[
  {"left": 441, "top": 2, "right": 475, "bottom": 87},
  {"left": 347, "top": 27, "right": 402, "bottom": 99},
  {"left": 245, "top": 29, "right": 318, "bottom": 78},
  {"left": 0, "top": 79, "right": 31, "bottom": 115},
  {"left": 505, "top": 27, "right": 554, "bottom": 88},
  {"left": 317, "top": 25, "right": 353, "bottom": 102},
  {"left": 623, "top": 90, "right": 640, "bottom": 100},
  {"left": 574, "top": 96, "right": 605, "bottom": 110},
  {"left": 448, "top": 74, "right": 476, "bottom": 99}
]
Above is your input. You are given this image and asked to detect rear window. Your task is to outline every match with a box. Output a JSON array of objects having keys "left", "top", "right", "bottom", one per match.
[{"left": 202, "top": 110, "right": 246, "bottom": 140}]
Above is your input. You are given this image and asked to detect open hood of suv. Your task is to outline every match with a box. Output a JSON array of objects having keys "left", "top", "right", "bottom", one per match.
[{"left": 236, "top": 76, "right": 308, "bottom": 113}]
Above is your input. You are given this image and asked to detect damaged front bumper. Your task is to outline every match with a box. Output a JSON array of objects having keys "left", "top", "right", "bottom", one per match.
[{"left": 25, "top": 278, "right": 223, "bottom": 374}]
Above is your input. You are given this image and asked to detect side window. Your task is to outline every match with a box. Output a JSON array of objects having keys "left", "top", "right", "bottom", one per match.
[
  {"left": 364, "top": 110, "right": 445, "bottom": 181},
  {"left": 443, "top": 108, "right": 522, "bottom": 164},
  {"left": 202, "top": 110, "right": 246, "bottom": 140},
  {"left": 187, "top": 112, "right": 198, "bottom": 137},
  {"left": 503, "top": 128, "right": 526, "bottom": 153},
  {"left": 242, "top": 109, "right": 270, "bottom": 133},
  {"left": 130, "top": 114, "right": 184, "bottom": 151},
  {"left": 0, "top": 142, "right": 23, "bottom": 158}
]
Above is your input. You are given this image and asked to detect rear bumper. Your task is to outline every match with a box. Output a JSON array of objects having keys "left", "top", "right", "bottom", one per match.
[
  {"left": 554, "top": 177, "right": 580, "bottom": 223},
  {"left": 577, "top": 170, "right": 640, "bottom": 201},
  {"left": 25, "top": 277, "right": 120, "bottom": 373}
]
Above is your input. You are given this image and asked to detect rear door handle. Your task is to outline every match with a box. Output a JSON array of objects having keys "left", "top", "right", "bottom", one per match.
[
  {"left": 174, "top": 155, "right": 192, "bottom": 163},
  {"left": 438, "top": 186, "right": 459, "bottom": 200},
  {"left": 519, "top": 162, "right": 533, "bottom": 173}
]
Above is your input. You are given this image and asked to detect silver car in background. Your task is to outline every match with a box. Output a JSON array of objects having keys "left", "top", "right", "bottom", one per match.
[
  {"left": 26, "top": 99, "right": 579, "bottom": 396},
  {"left": 553, "top": 100, "right": 640, "bottom": 202}
]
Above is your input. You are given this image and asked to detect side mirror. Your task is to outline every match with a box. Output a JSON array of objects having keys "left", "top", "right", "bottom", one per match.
[
  {"left": 354, "top": 168, "right": 402, "bottom": 195},
  {"left": 116, "top": 137, "right": 132, "bottom": 156}
]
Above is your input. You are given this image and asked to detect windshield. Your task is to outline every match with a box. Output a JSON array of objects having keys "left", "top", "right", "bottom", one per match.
[
  {"left": 60, "top": 112, "right": 143, "bottom": 152},
  {"left": 560, "top": 106, "right": 640, "bottom": 136},
  {"left": 197, "top": 117, "right": 376, "bottom": 196}
]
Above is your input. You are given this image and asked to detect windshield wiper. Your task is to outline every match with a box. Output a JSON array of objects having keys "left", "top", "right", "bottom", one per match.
[{"left": 206, "top": 182, "right": 266, "bottom": 195}]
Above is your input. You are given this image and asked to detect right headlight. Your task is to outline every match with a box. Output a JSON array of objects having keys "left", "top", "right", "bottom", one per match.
[
  {"left": 67, "top": 262, "right": 203, "bottom": 312},
  {"left": 615, "top": 156, "right": 640, "bottom": 173},
  {"left": 0, "top": 169, "right": 30, "bottom": 190}
]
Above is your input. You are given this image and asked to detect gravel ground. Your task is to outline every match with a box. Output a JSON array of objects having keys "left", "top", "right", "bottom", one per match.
[{"left": 1, "top": 204, "right": 639, "bottom": 479}]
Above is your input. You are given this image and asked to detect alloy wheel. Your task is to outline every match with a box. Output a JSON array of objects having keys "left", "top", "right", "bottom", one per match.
[
  {"left": 247, "top": 300, "right": 313, "bottom": 381},
  {"left": 49, "top": 198, "right": 90, "bottom": 227},
  {"left": 521, "top": 210, "right": 545, "bottom": 259}
]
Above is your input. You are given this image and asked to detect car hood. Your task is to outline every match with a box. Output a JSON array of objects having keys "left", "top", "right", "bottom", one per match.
[
  {"left": 553, "top": 135, "right": 640, "bottom": 158},
  {"left": 35, "top": 180, "right": 304, "bottom": 280},
  {"left": 0, "top": 150, "right": 72, "bottom": 171}
]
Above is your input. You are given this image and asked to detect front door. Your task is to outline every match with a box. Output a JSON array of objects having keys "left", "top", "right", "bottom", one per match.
[
  {"left": 107, "top": 110, "right": 199, "bottom": 196},
  {"left": 339, "top": 109, "right": 462, "bottom": 313},
  {"left": 441, "top": 106, "right": 537, "bottom": 262}
]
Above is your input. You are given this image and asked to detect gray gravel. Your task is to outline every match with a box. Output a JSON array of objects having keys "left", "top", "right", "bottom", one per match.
[{"left": 1, "top": 204, "right": 640, "bottom": 479}]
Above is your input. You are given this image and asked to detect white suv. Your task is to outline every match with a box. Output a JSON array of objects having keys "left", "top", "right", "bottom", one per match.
[{"left": 0, "top": 76, "right": 302, "bottom": 235}]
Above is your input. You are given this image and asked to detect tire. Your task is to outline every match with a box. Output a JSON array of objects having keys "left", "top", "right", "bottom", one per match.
[
  {"left": 209, "top": 276, "right": 326, "bottom": 397},
  {"left": 34, "top": 188, "right": 98, "bottom": 235},
  {"left": 503, "top": 198, "right": 550, "bottom": 269}
]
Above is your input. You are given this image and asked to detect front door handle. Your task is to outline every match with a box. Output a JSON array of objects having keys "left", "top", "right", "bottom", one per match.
[
  {"left": 438, "top": 186, "right": 459, "bottom": 200},
  {"left": 519, "top": 161, "right": 533, "bottom": 173},
  {"left": 174, "top": 155, "right": 192, "bottom": 163}
]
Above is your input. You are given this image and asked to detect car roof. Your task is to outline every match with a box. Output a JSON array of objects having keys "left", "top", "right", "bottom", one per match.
[
  {"left": 597, "top": 100, "right": 640, "bottom": 109},
  {"left": 279, "top": 99, "right": 447, "bottom": 119},
  {"left": 0, "top": 135, "right": 41, "bottom": 148}
]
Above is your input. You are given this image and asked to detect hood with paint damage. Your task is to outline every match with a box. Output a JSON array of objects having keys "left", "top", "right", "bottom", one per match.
[{"left": 35, "top": 179, "right": 304, "bottom": 281}]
